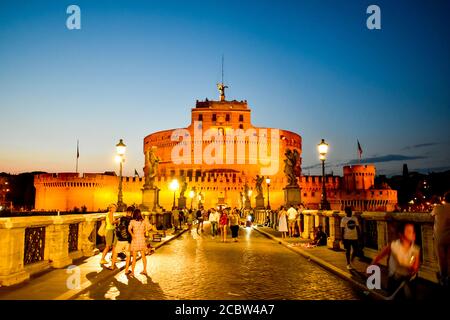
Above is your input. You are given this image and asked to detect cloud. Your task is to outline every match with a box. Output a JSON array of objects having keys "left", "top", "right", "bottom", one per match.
[
  {"left": 402, "top": 143, "right": 438, "bottom": 151},
  {"left": 302, "top": 163, "right": 322, "bottom": 170},
  {"left": 347, "top": 154, "right": 426, "bottom": 165}
]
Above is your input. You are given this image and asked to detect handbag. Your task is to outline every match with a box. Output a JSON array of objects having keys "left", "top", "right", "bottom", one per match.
[{"left": 97, "top": 220, "right": 106, "bottom": 237}]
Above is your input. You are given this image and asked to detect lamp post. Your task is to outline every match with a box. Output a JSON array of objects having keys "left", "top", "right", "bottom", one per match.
[
  {"left": 318, "top": 139, "right": 330, "bottom": 210},
  {"left": 170, "top": 179, "right": 179, "bottom": 210},
  {"left": 266, "top": 177, "right": 271, "bottom": 210},
  {"left": 115, "top": 139, "right": 126, "bottom": 212},
  {"left": 189, "top": 190, "right": 195, "bottom": 210}
]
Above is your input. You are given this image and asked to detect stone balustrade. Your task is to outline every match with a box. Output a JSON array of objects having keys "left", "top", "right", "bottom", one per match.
[
  {"left": 256, "top": 209, "right": 439, "bottom": 283},
  {"left": 0, "top": 211, "right": 174, "bottom": 286}
]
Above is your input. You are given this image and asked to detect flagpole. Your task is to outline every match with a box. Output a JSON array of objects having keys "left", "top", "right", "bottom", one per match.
[{"left": 76, "top": 140, "right": 79, "bottom": 174}]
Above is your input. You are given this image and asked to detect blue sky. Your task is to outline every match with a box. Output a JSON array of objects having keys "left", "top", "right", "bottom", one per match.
[{"left": 0, "top": 0, "right": 449, "bottom": 176}]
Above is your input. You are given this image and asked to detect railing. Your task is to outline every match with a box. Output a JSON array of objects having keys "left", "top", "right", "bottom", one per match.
[
  {"left": 23, "top": 227, "right": 46, "bottom": 265},
  {"left": 0, "top": 210, "right": 172, "bottom": 287},
  {"left": 261, "top": 209, "right": 439, "bottom": 283}
]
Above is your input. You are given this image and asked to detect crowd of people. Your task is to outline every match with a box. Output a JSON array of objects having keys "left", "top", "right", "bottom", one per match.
[
  {"left": 99, "top": 204, "right": 153, "bottom": 277},
  {"left": 98, "top": 192, "right": 449, "bottom": 298}
]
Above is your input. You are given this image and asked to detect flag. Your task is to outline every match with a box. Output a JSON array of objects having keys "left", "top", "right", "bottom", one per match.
[
  {"left": 357, "top": 139, "right": 363, "bottom": 160},
  {"left": 77, "top": 140, "right": 79, "bottom": 159},
  {"left": 134, "top": 169, "right": 139, "bottom": 177}
]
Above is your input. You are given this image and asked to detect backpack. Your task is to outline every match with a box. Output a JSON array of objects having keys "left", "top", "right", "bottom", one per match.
[{"left": 117, "top": 217, "right": 130, "bottom": 241}]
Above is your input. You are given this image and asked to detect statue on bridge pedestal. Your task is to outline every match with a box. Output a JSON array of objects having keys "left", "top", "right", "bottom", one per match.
[
  {"left": 254, "top": 175, "right": 264, "bottom": 198},
  {"left": 144, "top": 146, "right": 160, "bottom": 189},
  {"left": 284, "top": 149, "right": 300, "bottom": 187}
]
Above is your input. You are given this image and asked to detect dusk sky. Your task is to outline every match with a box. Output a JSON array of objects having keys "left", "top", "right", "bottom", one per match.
[{"left": 0, "top": 0, "right": 449, "bottom": 177}]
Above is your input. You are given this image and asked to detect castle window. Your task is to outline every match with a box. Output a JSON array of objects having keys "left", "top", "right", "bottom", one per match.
[
  {"left": 225, "top": 114, "right": 230, "bottom": 122},
  {"left": 239, "top": 114, "right": 244, "bottom": 122},
  {"left": 212, "top": 114, "right": 217, "bottom": 122},
  {"left": 198, "top": 114, "right": 203, "bottom": 121},
  {"left": 239, "top": 124, "right": 244, "bottom": 129}
]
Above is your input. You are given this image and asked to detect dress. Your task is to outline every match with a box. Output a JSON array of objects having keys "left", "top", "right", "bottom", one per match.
[
  {"left": 278, "top": 212, "right": 288, "bottom": 232},
  {"left": 129, "top": 219, "right": 149, "bottom": 252}
]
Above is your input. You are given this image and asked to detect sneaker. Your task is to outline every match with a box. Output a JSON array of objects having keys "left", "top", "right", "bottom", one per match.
[{"left": 346, "top": 264, "right": 353, "bottom": 270}]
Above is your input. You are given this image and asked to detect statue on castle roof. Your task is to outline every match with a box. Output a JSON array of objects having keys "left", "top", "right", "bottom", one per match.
[
  {"left": 217, "top": 83, "right": 228, "bottom": 101},
  {"left": 284, "top": 149, "right": 300, "bottom": 187},
  {"left": 144, "top": 146, "right": 160, "bottom": 189}
]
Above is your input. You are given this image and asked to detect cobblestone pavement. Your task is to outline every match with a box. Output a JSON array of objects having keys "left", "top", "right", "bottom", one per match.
[{"left": 76, "top": 224, "right": 367, "bottom": 300}]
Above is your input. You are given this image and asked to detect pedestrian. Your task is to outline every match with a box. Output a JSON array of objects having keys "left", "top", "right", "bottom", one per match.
[
  {"left": 229, "top": 209, "right": 240, "bottom": 242},
  {"left": 107, "top": 206, "right": 133, "bottom": 271},
  {"left": 278, "top": 206, "right": 288, "bottom": 238},
  {"left": 340, "top": 206, "right": 360, "bottom": 270},
  {"left": 196, "top": 207, "right": 204, "bottom": 234},
  {"left": 312, "top": 225, "right": 327, "bottom": 246},
  {"left": 100, "top": 204, "right": 119, "bottom": 265},
  {"left": 431, "top": 192, "right": 450, "bottom": 287},
  {"left": 186, "top": 209, "right": 193, "bottom": 230},
  {"left": 209, "top": 208, "right": 220, "bottom": 238},
  {"left": 372, "top": 223, "right": 420, "bottom": 299},
  {"left": 128, "top": 209, "right": 151, "bottom": 277},
  {"left": 219, "top": 210, "right": 229, "bottom": 242},
  {"left": 287, "top": 205, "right": 298, "bottom": 237},
  {"left": 172, "top": 207, "right": 180, "bottom": 232}
]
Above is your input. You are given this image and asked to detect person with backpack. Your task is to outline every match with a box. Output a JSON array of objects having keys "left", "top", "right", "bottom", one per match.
[
  {"left": 340, "top": 206, "right": 360, "bottom": 270},
  {"left": 107, "top": 206, "right": 133, "bottom": 271}
]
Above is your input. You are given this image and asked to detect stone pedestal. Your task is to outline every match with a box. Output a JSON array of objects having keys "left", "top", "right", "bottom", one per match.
[
  {"left": 284, "top": 186, "right": 301, "bottom": 207},
  {"left": 79, "top": 218, "right": 98, "bottom": 257},
  {"left": 328, "top": 213, "right": 342, "bottom": 250},
  {"left": 142, "top": 187, "right": 161, "bottom": 211},
  {"left": 302, "top": 214, "right": 313, "bottom": 239},
  {"left": 178, "top": 196, "right": 187, "bottom": 209},
  {"left": 47, "top": 223, "right": 73, "bottom": 268},
  {"left": 255, "top": 195, "right": 265, "bottom": 209}
]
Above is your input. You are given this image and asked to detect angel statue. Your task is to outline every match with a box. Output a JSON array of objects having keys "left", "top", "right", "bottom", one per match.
[
  {"left": 254, "top": 175, "right": 264, "bottom": 197},
  {"left": 144, "top": 146, "right": 160, "bottom": 189},
  {"left": 243, "top": 183, "right": 251, "bottom": 202},
  {"left": 180, "top": 174, "right": 188, "bottom": 198},
  {"left": 284, "top": 149, "right": 300, "bottom": 187}
]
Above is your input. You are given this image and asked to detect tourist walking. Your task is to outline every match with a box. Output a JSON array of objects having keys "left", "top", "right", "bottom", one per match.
[
  {"left": 186, "top": 209, "right": 194, "bottom": 230},
  {"left": 172, "top": 207, "right": 180, "bottom": 231},
  {"left": 372, "top": 223, "right": 420, "bottom": 299},
  {"left": 100, "top": 204, "right": 118, "bottom": 265},
  {"left": 128, "top": 209, "right": 151, "bottom": 276},
  {"left": 229, "top": 209, "right": 240, "bottom": 242},
  {"left": 341, "top": 206, "right": 360, "bottom": 269},
  {"left": 287, "top": 205, "right": 298, "bottom": 237},
  {"left": 209, "top": 208, "right": 220, "bottom": 238},
  {"left": 278, "top": 206, "right": 288, "bottom": 238},
  {"left": 431, "top": 192, "right": 450, "bottom": 287},
  {"left": 196, "top": 207, "right": 204, "bottom": 234},
  {"left": 219, "top": 210, "right": 229, "bottom": 242},
  {"left": 107, "top": 206, "right": 133, "bottom": 271}
]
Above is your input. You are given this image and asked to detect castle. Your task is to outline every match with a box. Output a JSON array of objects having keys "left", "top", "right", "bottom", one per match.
[{"left": 34, "top": 86, "right": 397, "bottom": 212}]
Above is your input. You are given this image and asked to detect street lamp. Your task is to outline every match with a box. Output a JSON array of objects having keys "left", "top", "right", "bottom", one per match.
[
  {"left": 189, "top": 190, "right": 195, "bottom": 209},
  {"left": 115, "top": 139, "right": 126, "bottom": 212},
  {"left": 318, "top": 139, "right": 330, "bottom": 210},
  {"left": 266, "top": 177, "right": 271, "bottom": 210},
  {"left": 170, "top": 179, "right": 179, "bottom": 209}
]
